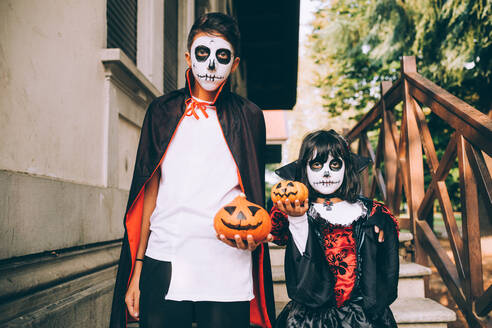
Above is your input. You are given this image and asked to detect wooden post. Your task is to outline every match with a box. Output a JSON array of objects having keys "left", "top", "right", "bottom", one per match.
[
  {"left": 402, "top": 56, "right": 428, "bottom": 269},
  {"left": 374, "top": 128, "right": 388, "bottom": 201},
  {"left": 458, "top": 137, "right": 484, "bottom": 302},
  {"left": 387, "top": 110, "right": 403, "bottom": 218},
  {"left": 382, "top": 81, "right": 398, "bottom": 213},
  {"left": 358, "top": 134, "right": 371, "bottom": 197}
]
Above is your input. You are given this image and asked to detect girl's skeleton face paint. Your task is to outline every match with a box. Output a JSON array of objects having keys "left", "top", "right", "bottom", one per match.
[
  {"left": 307, "top": 151, "right": 345, "bottom": 195},
  {"left": 190, "top": 36, "right": 234, "bottom": 91}
]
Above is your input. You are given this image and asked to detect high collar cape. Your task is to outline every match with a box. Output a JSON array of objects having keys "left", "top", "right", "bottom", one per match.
[{"left": 110, "top": 71, "right": 274, "bottom": 327}]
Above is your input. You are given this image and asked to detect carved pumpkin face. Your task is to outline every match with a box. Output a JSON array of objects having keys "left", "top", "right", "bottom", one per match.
[
  {"left": 214, "top": 194, "right": 271, "bottom": 242},
  {"left": 271, "top": 180, "right": 309, "bottom": 203}
]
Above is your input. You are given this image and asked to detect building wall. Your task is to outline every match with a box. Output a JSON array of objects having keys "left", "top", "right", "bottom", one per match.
[
  {"left": 0, "top": 0, "right": 134, "bottom": 260},
  {"left": 0, "top": 0, "right": 107, "bottom": 186},
  {"left": 0, "top": 0, "right": 246, "bottom": 326}
]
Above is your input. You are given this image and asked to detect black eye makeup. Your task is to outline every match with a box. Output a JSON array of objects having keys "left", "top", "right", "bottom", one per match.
[
  {"left": 329, "top": 158, "right": 343, "bottom": 171},
  {"left": 216, "top": 48, "right": 232, "bottom": 64},
  {"left": 309, "top": 160, "right": 323, "bottom": 171},
  {"left": 195, "top": 46, "right": 210, "bottom": 62}
]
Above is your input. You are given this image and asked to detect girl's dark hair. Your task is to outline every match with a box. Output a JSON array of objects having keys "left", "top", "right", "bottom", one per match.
[
  {"left": 298, "top": 129, "right": 361, "bottom": 203},
  {"left": 187, "top": 12, "right": 241, "bottom": 57}
]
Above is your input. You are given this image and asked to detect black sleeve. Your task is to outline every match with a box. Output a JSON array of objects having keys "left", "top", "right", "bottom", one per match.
[
  {"left": 378, "top": 211, "right": 399, "bottom": 306},
  {"left": 368, "top": 202, "right": 400, "bottom": 305},
  {"left": 284, "top": 221, "right": 336, "bottom": 309},
  {"left": 363, "top": 201, "right": 399, "bottom": 236},
  {"left": 360, "top": 206, "right": 399, "bottom": 324}
]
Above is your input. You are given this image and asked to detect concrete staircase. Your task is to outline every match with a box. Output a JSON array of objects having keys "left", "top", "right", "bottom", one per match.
[{"left": 269, "top": 230, "right": 456, "bottom": 327}]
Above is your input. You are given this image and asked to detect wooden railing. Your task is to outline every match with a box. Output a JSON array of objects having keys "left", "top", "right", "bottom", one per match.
[{"left": 345, "top": 56, "right": 492, "bottom": 327}]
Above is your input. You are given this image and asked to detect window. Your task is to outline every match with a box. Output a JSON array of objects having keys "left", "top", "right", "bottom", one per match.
[
  {"left": 107, "top": 0, "right": 138, "bottom": 63},
  {"left": 163, "top": 0, "right": 178, "bottom": 93}
]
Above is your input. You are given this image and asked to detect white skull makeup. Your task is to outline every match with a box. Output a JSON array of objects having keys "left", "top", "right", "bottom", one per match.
[
  {"left": 190, "top": 35, "right": 234, "bottom": 91},
  {"left": 306, "top": 152, "right": 345, "bottom": 195}
]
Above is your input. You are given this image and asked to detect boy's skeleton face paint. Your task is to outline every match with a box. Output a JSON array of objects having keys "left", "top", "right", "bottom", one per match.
[
  {"left": 307, "top": 151, "right": 345, "bottom": 195},
  {"left": 190, "top": 36, "right": 234, "bottom": 91}
]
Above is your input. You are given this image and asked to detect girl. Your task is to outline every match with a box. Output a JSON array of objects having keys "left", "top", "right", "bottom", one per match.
[{"left": 271, "top": 129, "right": 399, "bottom": 327}]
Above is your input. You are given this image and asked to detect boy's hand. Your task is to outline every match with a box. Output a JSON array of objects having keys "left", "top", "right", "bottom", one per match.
[
  {"left": 217, "top": 233, "right": 274, "bottom": 251},
  {"left": 276, "top": 199, "right": 309, "bottom": 217},
  {"left": 125, "top": 272, "right": 141, "bottom": 320}
]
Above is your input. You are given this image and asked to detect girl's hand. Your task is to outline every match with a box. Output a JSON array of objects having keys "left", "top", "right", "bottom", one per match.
[
  {"left": 374, "top": 225, "right": 384, "bottom": 242},
  {"left": 276, "top": 199, "right": 309, "bottom": 217},
  {"left": 125, "top": 271, "right": 141, "bottom": 320},
  {"left": 217, "top": 233, "right": 274, "bottom": 251}
]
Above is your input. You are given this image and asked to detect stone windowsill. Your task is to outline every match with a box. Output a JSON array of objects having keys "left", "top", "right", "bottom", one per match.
[{"left": 101, "top": 49, "right": 163, "bottom": 116}]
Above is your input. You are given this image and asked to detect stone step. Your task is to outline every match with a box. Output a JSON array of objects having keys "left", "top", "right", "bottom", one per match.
[
  {"left": 275, "top": 300, "right": 289, "bottom": 317},
  {"left": 273, "top": 281, "right": 289, "bottom": 303},
  {"left": 398, "top": 262, "right": 432, "bottom": 298},
  {"left": 269, "top": 244, "right": 285, "bottom": 267},
  {"left": 271, "top": 263, "right": 285, "bottom": 282},
  {"left": 391, "top": 297, "right": 456, "bottom": 327},
  {"left": 399, "top": 230, "right": 413, "bottom": 243}
]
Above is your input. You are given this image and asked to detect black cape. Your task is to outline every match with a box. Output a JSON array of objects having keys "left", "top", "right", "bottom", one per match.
[{"left": 110, "top": 72, "right": 275, "bottom": 327}]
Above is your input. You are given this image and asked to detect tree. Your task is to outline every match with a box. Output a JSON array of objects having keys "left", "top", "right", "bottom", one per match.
[
  {"left": 308, "top": 0, "right": 491, "bottom": 209},
  {"left": 309, "top": 0, "right": 491, "bottom": 117}
]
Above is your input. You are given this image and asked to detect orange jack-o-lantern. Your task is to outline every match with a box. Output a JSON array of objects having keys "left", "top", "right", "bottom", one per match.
[
  {"left": 214, "top": 194, "right": 271, "bottom": 242},
  {"left": 271, "top": 180, "right": 309, "bottom": 203}
]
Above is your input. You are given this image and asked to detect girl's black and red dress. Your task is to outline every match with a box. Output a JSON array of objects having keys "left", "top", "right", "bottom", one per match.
[{"left": 271, "top": 197, "right": 399, "bottom": 328}]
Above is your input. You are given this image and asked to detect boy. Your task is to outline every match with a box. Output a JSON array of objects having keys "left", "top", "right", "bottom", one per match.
[{"left": 109, "top": 13, "right": 275, "bottom": 328}]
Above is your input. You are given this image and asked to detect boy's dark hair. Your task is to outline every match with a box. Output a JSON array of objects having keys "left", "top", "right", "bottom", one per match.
[
  {"left": 298, "top": 129, "right": 361, "bottom": 203},
  {"left": 187, "top": 12, "right": 241, "bottom": 57}
]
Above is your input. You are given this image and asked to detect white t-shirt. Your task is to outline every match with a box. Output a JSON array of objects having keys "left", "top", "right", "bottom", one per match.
[{"left": 145, "top": 97, "right": 253, "bottom": 302}]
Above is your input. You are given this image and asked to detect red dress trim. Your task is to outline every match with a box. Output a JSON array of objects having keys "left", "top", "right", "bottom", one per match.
[
  {"left": 270, "top": 206, "right": 289, "bottom": 246},
  {"left": 319, "top": 224, "right": 357, "bottom": 307}
]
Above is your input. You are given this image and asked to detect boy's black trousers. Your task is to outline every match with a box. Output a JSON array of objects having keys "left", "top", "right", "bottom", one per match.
[{"left": 139, "top": 256, "right": 250, "bottom": 328}]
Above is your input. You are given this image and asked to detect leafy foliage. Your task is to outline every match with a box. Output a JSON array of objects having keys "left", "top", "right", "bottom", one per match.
[
  {"left": 309, "top": 0, "right": 491, "bottom": 209},
  {"left": 309, "top": 0, "right": 492, "bottom": 117}
]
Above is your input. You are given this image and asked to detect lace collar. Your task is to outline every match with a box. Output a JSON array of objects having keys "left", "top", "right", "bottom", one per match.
[{"left": 308, "top": 199, "right": 367, "bottom": 227}]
